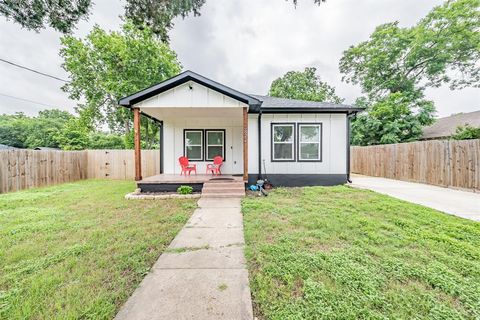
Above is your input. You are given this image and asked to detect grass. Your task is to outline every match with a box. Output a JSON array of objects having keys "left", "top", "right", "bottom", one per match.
[
  {"left": 242, "top": 186, "right": 480, "bottom": 320},
  {"left": 0, "top": 180, "right": 196, "bottom": 319}
]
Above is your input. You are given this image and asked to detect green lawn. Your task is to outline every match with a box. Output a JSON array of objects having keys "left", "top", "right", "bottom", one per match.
[
  {"left": 0, "top": 180, "right": 196, "bottom": 319},
  {"left": 242, "top": 186, "right": 480, "bottom": 320}
]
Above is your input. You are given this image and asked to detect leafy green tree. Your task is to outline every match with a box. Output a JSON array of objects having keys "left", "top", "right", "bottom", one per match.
[
  {"left": 0, "top": 0, "right": 91, "bottom": 33},
  {"left": 451, "top": 124, "right": 480, "bottom": 140},
  {"left": 340, "top": 0, "right": 479, "bottom": 145},
  {"left": 340, "top": 0, "right": 479, "bottom": 97},
  {"left": 269, "top": 67, "right": 344, "bottom": 103},
  {"left": 56, "top": 119, "right": 89, "bottom": 150},
  {"left": 88, "top": 132, "right": 125, "bottom": 149},
  {"left": 24, "top": 109, "right": 73, "bottom": 148},
  {"left": 351, "top": 93, "right": 435, "bottom": 145},
  {"left": 0, "top": 113, "right": 30, "bottom": 148},
  {"left": 124, "top": 0, "right": 206, "bottom": 42},
  {"left": 60, "top": 21, "right": 181, "bottom": 143}
]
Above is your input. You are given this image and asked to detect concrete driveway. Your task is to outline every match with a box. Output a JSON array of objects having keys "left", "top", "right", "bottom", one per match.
[{"left": 350, "top": 175, "right": 480, "bottom": 222}]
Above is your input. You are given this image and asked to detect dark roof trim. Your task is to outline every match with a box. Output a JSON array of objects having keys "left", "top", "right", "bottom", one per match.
[
  {"left": 119, "top": 70, "right": 262, "bottom": 107},
  {"left": 256, "top": 108, "right": 364, "bottom": 114}
]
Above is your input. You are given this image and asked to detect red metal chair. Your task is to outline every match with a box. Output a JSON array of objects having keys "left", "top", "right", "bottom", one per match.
[
  {"left": 179, "top": 156, "right": 197, "bottom": 176},
  {"left": 206, "top": 156, "right": 223, "bottom": 175}
]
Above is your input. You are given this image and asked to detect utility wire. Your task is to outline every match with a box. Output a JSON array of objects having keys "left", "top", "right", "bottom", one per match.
[
  {"left": 0, "top": 92, "right": 58, "bottom": 108},
  {"left": 0, "top": 58, "right": 69, "bottom": 83}
]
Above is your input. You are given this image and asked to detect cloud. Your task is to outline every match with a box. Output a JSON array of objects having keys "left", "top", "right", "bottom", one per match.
[{"left": 0, "top": 0, "right": 477, "bottom": 118}]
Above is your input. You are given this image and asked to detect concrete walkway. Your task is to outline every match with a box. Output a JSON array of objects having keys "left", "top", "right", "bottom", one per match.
[
  {"left": 115, "top": 196, "right": 253, "bottom": 320},
  {"left": 350, "top": 175, "right": 480, "bottom": 222}
]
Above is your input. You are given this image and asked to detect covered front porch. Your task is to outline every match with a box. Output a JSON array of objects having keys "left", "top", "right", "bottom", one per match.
[
  {"left": 118, "top": 71, "right": 262, "bottom": 191},
  {"left": 137, "top": 174, "right": 244, "bottom": 192}
]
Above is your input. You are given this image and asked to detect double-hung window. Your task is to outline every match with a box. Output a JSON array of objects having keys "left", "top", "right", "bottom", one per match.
[
  {"left": 298, "top": 123, "right": 322, "bottom": 161},
  {"left": 184, "top": 130, "right": 203, "bottom": 161},
  {"left": 272, "top": 123, "right": 295, "bottom": 161},
  {"left": 206, "top": 130, "right": 225, "bottom": 160}
]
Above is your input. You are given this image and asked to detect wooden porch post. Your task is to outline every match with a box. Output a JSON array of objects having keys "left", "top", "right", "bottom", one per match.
[
  {"left": 133, "top": 107, "right": 142, "bottom": 181},
  {"left": 243, "top": 107, "right": 248, "bottom": 181}
]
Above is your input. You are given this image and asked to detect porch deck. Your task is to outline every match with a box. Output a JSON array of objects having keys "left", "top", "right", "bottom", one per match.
[
  {"left": 137, "top": 174, "right": 244, "bottom": 193},
  {"left": 140, "top": 174, "right": 244, "bottom": 184}
]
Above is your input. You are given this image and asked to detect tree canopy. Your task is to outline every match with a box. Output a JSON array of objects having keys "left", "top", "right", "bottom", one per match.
[
  {"left": 0, "top": 0, "right": 91, "bottom": 33},
  {"left": 340, "top": 0, "right": 479, "bottom": 146},
  {"left": 451, "top": 124, "right": 480, "bottom": 140},
  {"left": 0, "top": 110, "right": 73, "bottom": 149},
  {"left": 60, "top": 21, "right": 181, "bottom": 147},
  {"left": 124, "top": 0, "right": 206, "bottom": 42},
  {"left": 340, "top": 0, "right": 479, "bottom": 99},
  {"left": 269, "top": 67, "right": 344, "bottom": 104},
  {"left": 0, "top": 109, "right": 129, "bottom": 150}
]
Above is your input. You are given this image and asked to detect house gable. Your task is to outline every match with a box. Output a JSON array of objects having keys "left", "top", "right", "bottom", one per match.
[
  {"left": 134, "top": 81, "right": 248, "bottom": 109},
  {"left": 118, "top": 70, "right": 261, "bottom": 108}
]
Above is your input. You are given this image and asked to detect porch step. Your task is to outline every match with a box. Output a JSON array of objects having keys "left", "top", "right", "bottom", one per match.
[
  {"left": 201, "top": 193, "right": 245, "bottom": 198},
  {"left": 201, "top": 181, "right": 246, "bottom": 198},
  {"left": 202, "top": 188, "right": 245, "bottom": 194},
  {"left": 202, "top": 182, "right": 245, "bottom": 188}
]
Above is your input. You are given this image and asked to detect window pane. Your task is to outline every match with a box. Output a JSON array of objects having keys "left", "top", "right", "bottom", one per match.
[
  {"left": 207, "top": 146, "right": 223, "bottom": 159},
  {"left": 300, "top": 126, "right": 319, "bottom": 142},
  {"left": 273, "top": 126, "right": 293, "bottom": 142},
  {"left": 186, "top": 146, "right": 202, "bottom": 159},
  {"left": 186, "top": 131, "right": 202, "bottom": 145},
  {"left": 300, "top": 143, "right": 319, "bottom": 160},
  {"left": 274, "top": 143, "right": 293, "bottom": 160},
  {"left": 207, "top": 131, "right": 223, "bottom": 145}
]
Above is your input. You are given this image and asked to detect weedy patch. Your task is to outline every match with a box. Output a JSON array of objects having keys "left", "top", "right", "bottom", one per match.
[
  {"left": 243, "top": 185, "right": 480, "bottom": 320},
  {"left": 218, "top": 283, "right": 228, "bottom": 292},
  {"left": 0, "top": 180, "right": 196, "bottom": 319},
  {"left": 165, "top": 245, "right": 210, "bottom": 253}
]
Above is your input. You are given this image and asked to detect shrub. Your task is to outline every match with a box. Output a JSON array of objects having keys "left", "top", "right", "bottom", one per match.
[
  {"left": 451, "top": 124, "right": 480, "bottom": 140},
  {"left": 177, "top": 185, "right": 193, "bottom": 195}
]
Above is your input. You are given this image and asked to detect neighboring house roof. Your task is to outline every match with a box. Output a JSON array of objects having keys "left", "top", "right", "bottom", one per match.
[
  {"left": 0, "top": 144, "right": 17, "bottom": 150},
  {"left": 422, "top": 110, "right": 480, "bottom": 140},
  {"left": 250, "top": 95, "right": 364, "bottom": 113},
  {"left": 118, "top": 70, "right": 363, "bottom": 115},
  {"left": 33, "top": 147, "right": 61, "bottom": 150}
]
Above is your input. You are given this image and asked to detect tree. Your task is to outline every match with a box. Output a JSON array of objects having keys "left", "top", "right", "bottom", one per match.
[
  {"left": 340, "top": 0, "right": 479, "bottom": 98},
  {"left": 88, "top": 132, "right": 126, "bottom": 149},
  {"left": 269, "top": 67, "right": 344, "bottom": 104},
  {"left": 0, "top": 0, "right": 91, "bottom": 33},
  {"left": 124, "top": 0, "right": 206, "bottom": 42},
  {"left": 55, "top": 118, "right": 89, "bottom": 150},
  {"left": 340, "top": 0, "right": 479, "bottom": 145},
  {"left": 60, "top": 21, "right": 181, "bottom": 144},
  {"left": 451, "top": 124, "right": 480, "bottom": 140},
  {"left": 0, "top": 113, "right": 30, "bottom": 148},
  {"left": 351, "top": 93, "right": 435, "bottom": 145},
  {"left": 24, "top": 109, "right": 73, "bottom": 148}
]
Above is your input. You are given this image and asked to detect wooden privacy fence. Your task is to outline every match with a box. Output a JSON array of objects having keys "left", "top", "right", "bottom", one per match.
[
  {"left": 86, "top": 150, "right": 160, "bottom": 179},
  {"left": 0, "top": 149, "right": 161, "bottom": 193},
  {"left": 351, "top": 139, "right": 480, "bottom": 191},
  {"left": 0, "top": 150, "right": 88, "bottom": 194}
]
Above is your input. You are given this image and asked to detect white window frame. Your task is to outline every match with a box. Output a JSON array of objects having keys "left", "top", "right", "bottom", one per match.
[
  {"left": 184, "top": 129, "right": 203, "bottom": 161},
  {"left": 271, "top": 123, "right": 296, "bottom": 162},
  {"left": 298, "top": 123, "right": 322, "bottom": 162},
  {"left": 205, "top": 130, "right": 225, "bottom": 161}
]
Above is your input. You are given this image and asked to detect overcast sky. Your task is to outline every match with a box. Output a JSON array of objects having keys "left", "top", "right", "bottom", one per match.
[{"left": 0, "top": 0, "right": 478, "bottom": 118}]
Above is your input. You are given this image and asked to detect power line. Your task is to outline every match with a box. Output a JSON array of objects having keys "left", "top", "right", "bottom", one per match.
[
  {"left": 0, "top": 58, "right": 69, "bottom": 83},
  {"left": 0, "top": 92, "right": 58, "bottom": 108}
]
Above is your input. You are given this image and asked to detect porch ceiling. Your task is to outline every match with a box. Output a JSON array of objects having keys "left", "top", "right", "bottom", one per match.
[{"left": 140, "top": 106, "right": 244, "bottom": 122}]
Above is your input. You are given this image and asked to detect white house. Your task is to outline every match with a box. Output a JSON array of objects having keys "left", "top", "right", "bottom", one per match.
[{"left": 119, "top": 71, "right": 363, "bottom": 191}]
